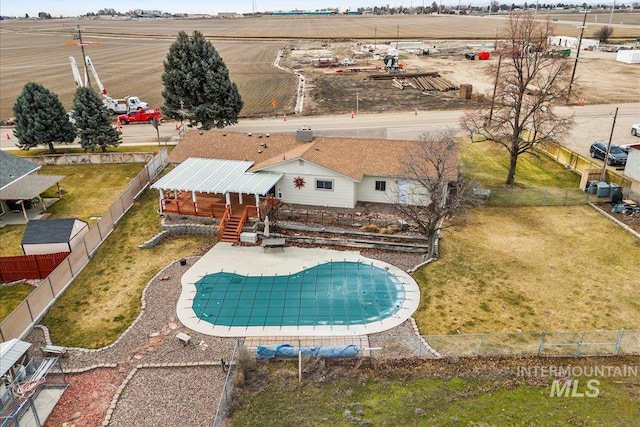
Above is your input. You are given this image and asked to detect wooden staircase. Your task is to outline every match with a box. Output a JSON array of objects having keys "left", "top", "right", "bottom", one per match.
[{"left": 220, "top": 214, "right": 243, "bottom": 243}]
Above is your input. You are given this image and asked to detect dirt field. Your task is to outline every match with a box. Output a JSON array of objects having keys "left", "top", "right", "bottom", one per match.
[{"left": 1, "top": 14, "right": 639, "bottom": 122}]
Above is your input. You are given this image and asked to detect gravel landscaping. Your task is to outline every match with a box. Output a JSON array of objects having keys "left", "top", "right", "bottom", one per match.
[{"left": 21, "top": 245, "right": 427, "bottom": 426}]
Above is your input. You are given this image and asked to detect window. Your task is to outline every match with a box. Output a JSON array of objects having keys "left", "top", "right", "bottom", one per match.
[
  {"left": 315, "top": 179, "right": 333, "bottom": 191},
  {"left": 375, "top": 180, "right": 387, "bottom": 191}
]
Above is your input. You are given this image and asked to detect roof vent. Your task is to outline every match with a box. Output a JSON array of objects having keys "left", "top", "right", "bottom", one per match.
[
  {"left": 266, "top": 133, "right": 270, "bottom": 138},
  {"left": 223, "top": 133, "right": 226, "bottom": 136},
  {"left": 258, "top": 134, "right": 263, "bottom": 138},
  {"left": 296, "top": 127, "right": 313, "bottom": 142},
  {"left": 248, "top": 132, "right": 252, "bottom": 137}
]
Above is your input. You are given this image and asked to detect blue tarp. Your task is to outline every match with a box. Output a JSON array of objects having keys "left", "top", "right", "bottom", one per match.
[{"left": 256, "top": 344, "right": 359, "bottom": 359}]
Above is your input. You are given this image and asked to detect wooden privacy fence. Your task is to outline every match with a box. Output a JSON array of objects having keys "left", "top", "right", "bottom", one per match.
[
  {"left": 0, "top": 252, "right": 70, "bottom": 281},
  {"left": 0, "top": 149, "right": 168, "bottom": 342}
]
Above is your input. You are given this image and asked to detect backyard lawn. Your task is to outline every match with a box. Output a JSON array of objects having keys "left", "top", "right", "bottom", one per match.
[
  {"left": 2, "top": 140, "right": 638, "bottom": 348},
  {"left": 229, "top": 356, "right": 640, "bottom": 426}
]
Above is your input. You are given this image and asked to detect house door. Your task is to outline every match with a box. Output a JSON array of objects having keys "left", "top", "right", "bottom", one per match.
[{"left": 397, "top": 180, "right": 409, "bottom": 205}]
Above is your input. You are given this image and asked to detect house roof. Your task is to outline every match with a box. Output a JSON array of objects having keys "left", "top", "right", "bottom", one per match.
[
  {"left": 0, "top": 151, "right": 40, "bottom": 190},
  {"left": 169, "top": 130, "right": 442, "bottom": 181},
  {"left": 151, "top": 158, "right": 283, "bottom": 195},
  {"left": 21, "top": 218, "right": 88, "bottom": 245},
  {"left": 0, "top": 174, "right": 65, "bottom": 200},
  {"left": 0, "top": 339, "right": 31, "bottom": 378}
]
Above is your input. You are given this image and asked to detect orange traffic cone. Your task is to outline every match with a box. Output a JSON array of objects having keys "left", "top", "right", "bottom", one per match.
[
  {"left": 283, "top": 113, "right": 287, "bottom": 121},
  {"left": 175, "top": 122, "right": 179, "bottom": 130},
  {"left": 351, "top": 110, "right": 354, "bottom": 118},
  {"left": 414, "top": 108, "right": 418, "bottom": 116},
  {"left": 6, "top": 133, "right": 10, "bottom": 140},
  {"left": 116, "top": 119, "right": 122, "bottom": 130},
  {"left": 577, "top": 99, "right": 585, "bottom": 106}
]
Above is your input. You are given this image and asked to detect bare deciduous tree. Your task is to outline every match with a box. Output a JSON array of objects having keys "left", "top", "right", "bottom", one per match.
[
  {"left": 392, "top": 130, "right": 479, "bottom": 259},
  {"left": 460, "top": 12, "right": 574, "bottom": 186},
  {"left": 594, "top": 26, "right": 614, "bottom": 43}
]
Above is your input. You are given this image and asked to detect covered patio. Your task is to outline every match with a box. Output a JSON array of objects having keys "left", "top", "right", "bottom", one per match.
[
  {"left": 0, "top": 175, "right": 64, "bottom": 226},
  {"left": 151, "top": 158, "right": 282, "bottom": 219}
]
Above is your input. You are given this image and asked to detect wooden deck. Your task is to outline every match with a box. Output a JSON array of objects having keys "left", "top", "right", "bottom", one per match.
[{"left": 161, "top": 192, "right": 259, "bottom": 218}]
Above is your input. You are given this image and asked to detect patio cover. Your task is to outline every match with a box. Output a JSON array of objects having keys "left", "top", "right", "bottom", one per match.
[
  {"left": 151, "top": 158, "right": 282, "bottom": 195},
  {"left": 0, "top": 175, "right": 64, "bottom": 200},
  {"left": 0, "top": 338, "right": 32, "bottom": 378}
]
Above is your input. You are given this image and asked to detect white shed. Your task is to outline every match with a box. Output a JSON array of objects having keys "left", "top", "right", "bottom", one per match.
[
  {"left": 624, "top": 144, "right": 640, "bottom": 183},
  {"left": 616, "top": 50, "right": 640, "bottom": 64},
  {"left": 21, "top": 218, "right": 89, "bottom": 255}
]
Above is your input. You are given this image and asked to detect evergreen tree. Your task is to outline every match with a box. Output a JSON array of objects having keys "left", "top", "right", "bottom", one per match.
[
  {"left": 13, "top": 82, "right": 76, "bottom": 153},
  {"left": 161, "top": 31, "right": 243, "bottom": 130},
  {"left": 72, "top": 87, "right": 121, "bottom": 152}
]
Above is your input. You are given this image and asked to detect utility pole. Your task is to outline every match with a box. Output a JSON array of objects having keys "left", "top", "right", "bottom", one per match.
[
  {"left": 608, "top": 0, "right": 615, "bottom": 27},
  {"left": 374, "top": 25, "right": 377, "bottom": 49},
  {"left": 600, "top": 107, "right": 618, "bottom": 181},
  {"left": 567, "top": 10, "right": 589, "bottom": 102},
  {"left": 76, "top": 25, "right": 91, "bottom": 88}
]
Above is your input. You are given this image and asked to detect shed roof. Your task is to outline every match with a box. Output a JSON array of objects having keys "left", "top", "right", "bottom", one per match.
[
  {"left": 0, "top": 151, "right": 40, "bottom": 190},
  {"left": 151, "top": 158, "right": 282, "bottom": 195},
  {"left": 21, "top": 218, "right": 87, "bottom": 245},
  {"left": 0, "top": 339, "right": 32, "bottom": 378}
]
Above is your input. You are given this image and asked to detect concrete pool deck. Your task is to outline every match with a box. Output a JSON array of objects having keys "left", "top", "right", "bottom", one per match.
[{"left": 177, "top": 243, "right": 420, "bottom": 337}]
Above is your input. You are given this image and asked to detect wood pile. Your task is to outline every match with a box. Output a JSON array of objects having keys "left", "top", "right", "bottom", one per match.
[{"left": 370, "top": 72, "right": 458, "bottom": 92}]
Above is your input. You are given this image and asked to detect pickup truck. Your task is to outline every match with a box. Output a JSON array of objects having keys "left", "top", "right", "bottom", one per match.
[{"left": 117, "top": 109, "right": 162, "bottom": 125}]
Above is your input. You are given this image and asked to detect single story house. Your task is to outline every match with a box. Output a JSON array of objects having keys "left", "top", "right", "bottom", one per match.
[
  {"left": 0, "top": 151, "right": 64, "bottom": 222},
  {"left": 21, "top": 218, "right": 89, "bottom": 255},
  {"left": 152, "top": 128, "right": 457, "bottom": 216}
]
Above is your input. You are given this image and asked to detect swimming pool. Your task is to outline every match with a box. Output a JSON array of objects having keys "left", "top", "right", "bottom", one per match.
[
  {"left": 177, "top": 244, "right": 420, "bottom": 337},
  {"left": 192, "top": 261, "right": 405, "bottom": 327}
]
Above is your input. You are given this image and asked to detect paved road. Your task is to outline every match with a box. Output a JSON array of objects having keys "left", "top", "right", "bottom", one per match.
[{"left": 2, "top": 103, "right": 639, "bottom": 161}]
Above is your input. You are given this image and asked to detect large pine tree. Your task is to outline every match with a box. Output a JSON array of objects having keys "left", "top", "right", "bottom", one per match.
[
  {"left": 161, "top": 31, "right": 243, "bottom": 130},
  {"left": 13, "top": 82, "right": 76, "bottom": 153},
  {"left": 72, "top": 87, "right": 121, "bottom": 152}
]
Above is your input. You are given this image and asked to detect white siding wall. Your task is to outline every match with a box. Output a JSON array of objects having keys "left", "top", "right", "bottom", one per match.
[
  {"left": 23, "top": 242, "right": 70, "bottom": 256},
  {"left": 625, "top": 148, "right": 640, "bottom": 182},
  {"left": 68, "top": 221, "right": 90, "bottom": 251},
  {"left": 260, "top": 160, "right": 357, "bottom": 208},
  {"left": 357, "top": 176, "right": 432, "bottom": 206},
  {"left": 357, "top": 176, "right": 395, "bottom": 204}
]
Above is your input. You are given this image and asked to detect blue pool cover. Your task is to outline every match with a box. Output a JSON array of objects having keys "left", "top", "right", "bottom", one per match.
[{"left": 191, "top": 261, "right": 406, "bottom": 327}]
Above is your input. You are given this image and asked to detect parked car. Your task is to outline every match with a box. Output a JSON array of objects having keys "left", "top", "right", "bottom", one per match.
[
  {"left": 631, "top": 123, "right": 640, "bottom": 137},
  {"left": 589, "top": 141, "right": 628, "bottom": 166},
  {"left": 117, "top": 109, "right": 162, "bottom": 125}
]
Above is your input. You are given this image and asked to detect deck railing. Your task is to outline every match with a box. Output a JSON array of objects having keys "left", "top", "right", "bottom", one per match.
[{"left": 216, "top": 205, "right": 231, "bottom": 236}]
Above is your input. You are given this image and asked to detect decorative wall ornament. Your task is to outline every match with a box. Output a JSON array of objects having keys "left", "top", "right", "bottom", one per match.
[{"left": 293, "top": 176, "right": 306, "bottom": 189}]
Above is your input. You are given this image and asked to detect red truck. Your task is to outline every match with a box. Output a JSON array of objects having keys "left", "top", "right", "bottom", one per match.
[{"left": 117, "top": 109, "right": 162, "bottom": 125}]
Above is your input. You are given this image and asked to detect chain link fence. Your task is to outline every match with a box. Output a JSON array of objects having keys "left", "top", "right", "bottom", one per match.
[
  {"left": 368, "top": 329, "right": 639, "bottom": 359},
  {"left": 482, "top": 187, "right": 599, "bottom": 207},
  {"left": 212, "top": 339, "right": 242, "bottom": 427}
]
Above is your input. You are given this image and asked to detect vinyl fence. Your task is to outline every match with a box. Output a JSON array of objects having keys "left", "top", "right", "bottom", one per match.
[{"left": 0, "top": 149, "right": 168, "bottom": 342}]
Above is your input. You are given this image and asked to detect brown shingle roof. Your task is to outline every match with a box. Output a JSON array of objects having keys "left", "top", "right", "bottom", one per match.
[
  {"left": 169, "top": 130, "right": 457, "bottom": 181},
  {"left": 167, "top": 131, "right": 303, "bottom": 164}
]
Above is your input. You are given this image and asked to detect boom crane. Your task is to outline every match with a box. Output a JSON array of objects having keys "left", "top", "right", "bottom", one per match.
[
  {"left": 69, "top": 56, "right": 148, "bottom": 114},
  {"left": 69, "top": 56, "right": 107, "bottom": 95}
]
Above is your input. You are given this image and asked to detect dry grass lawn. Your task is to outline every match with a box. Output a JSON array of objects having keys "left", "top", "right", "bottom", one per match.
[{"left": 414, "top": 205, "right": 640, "bottom": 335}]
